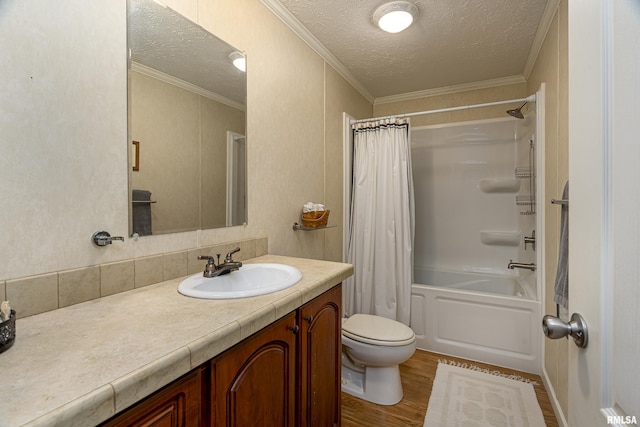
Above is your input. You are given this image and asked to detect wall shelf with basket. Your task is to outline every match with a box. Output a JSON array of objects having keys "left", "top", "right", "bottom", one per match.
[
  {"left": 293, "top": 206, "right": 333, "bottom": 231},
  {"left": 292, "top": 223, "right": 337, "bottom": 231}
]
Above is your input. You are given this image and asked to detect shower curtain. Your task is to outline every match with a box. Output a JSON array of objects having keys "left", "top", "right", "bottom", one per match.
[{"left": 345, "top": 118, "right": 414, "bottom": 325}]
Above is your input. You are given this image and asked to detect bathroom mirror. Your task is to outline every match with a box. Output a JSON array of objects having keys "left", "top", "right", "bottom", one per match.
[{"left": 127, "top": 0, "right": 247, "bottom": 236}]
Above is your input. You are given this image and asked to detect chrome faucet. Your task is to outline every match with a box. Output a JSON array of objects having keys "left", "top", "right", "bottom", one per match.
[
  {"left": 508, "top": 260, "right": 536, "bottom": 271},
  {"left": 197, "top": 247, "right": 242, "bottom": 277}
]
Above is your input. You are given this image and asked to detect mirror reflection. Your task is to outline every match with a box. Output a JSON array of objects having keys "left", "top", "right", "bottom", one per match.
[{"left": 127, "top": 0, "right": 247, "bottom": 236}]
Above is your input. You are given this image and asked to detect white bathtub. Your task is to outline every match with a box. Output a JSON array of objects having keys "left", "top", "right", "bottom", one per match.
[{"left": 410, "top": 267, "right": 541, "bottom": 373}]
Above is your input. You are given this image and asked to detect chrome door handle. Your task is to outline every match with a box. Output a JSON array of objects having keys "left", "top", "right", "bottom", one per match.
[{"left": 542, "top": 313, "right": 588, "bottom": 348}]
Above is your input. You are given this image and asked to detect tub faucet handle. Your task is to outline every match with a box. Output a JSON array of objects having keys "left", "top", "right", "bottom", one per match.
[{"left": 524, "top": 230, "right": 536, "bottom": 251}]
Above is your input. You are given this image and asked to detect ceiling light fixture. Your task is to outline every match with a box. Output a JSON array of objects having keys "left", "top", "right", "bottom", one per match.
[
  {"left": 373, "top": 1, "right": 418, "bottom": 34},
  {"left": 229, "top": 51, "right": 246, "bottom": 72}
]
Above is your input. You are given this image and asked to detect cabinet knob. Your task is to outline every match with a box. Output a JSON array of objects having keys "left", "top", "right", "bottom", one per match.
[
  {"left": 289, "top": 325, "right": 299, "bottom": 334},
  {"left": 304, "top": 315, "right": 313, "bottom": 324}
]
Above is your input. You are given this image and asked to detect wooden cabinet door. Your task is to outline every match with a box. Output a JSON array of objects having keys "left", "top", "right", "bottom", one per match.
[
  {"left": 298, "top": 284, "right": 342, "bottom": 427},
  {"left": 210, "top": 312, "right": 297, "bottom": 427},
  {"left": 100, "top": 368, "right": 203, "bottom": 427}
]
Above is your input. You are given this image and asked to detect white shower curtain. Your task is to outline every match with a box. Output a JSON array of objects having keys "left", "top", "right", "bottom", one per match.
[{"left": 345, "top": 118, "right": 414, "bottom": 326}]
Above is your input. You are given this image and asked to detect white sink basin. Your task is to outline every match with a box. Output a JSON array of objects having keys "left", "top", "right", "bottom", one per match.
[{"left": 178, "top": 263, "right": 303, "bottom": 299}]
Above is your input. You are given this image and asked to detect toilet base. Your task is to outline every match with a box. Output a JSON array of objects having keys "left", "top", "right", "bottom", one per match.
[{"left": 341, "top": 363, "right": 403, "bottom": 405}]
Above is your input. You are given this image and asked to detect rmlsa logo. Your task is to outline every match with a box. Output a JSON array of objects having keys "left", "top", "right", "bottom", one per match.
[{"left": 607, "top": 415, "right": 638, "bottom": 425}]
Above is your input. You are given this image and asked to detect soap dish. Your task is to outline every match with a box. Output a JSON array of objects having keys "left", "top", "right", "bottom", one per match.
[{"left": 0, "top": 310, "right": 16, "bottom": 354}]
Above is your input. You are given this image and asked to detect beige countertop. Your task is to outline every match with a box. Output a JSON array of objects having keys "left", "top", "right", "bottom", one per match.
[{"left": 0, "top": 255, "right": 353, "bottom": 427}]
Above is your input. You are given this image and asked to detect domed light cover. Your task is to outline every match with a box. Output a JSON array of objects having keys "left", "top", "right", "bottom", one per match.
[
  {"left": 229, "top": 51, "right": 246, "bottom": 72},
  {"left": 373, "top": 1, "right": 418, "bottom": 33}
]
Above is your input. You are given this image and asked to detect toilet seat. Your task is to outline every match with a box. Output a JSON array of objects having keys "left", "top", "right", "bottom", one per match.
[{"left": 342, "top": 314, "right": 415, "bottom": 347}]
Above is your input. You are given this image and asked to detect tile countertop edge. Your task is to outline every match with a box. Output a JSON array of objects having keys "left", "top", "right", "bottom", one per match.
[
  {"left": 5, "top": 255, "right": 352, "bottom": 427},
  {"left": 23, "top": 385, "right": 115, "bottom": 427}
]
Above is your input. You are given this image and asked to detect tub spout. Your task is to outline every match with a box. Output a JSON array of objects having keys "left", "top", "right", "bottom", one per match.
[{"left": 508, "top": 260, "right": 536, "bottom": 271}]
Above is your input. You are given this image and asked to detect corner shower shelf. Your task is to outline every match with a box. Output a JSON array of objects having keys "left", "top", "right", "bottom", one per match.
[
  {"left": 515, "top": 167, "right": 535, "bottom": 179},
  {"left": 516, "top": 195, "right": 536, "bottom": 206},
  {"left": 479, "top": 179, "right": 521, "bottom": 193},
  {"left": 292, "top": 223, "right": 336, "bottom": 231}
]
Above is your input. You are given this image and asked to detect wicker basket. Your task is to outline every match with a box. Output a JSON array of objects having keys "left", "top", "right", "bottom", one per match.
[
  {"left": 301, "top": 210, "right": 330, "bottom": 228},
  {"left": 0, "top": 310, "right": 16, "bottom": 354}
]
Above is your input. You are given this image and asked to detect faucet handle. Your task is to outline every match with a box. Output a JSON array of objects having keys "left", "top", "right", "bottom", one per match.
[
  {"left": 524, "top": 230, "right": 536, "bottom": 251},
  {"left": 197, "top": 255, "right": 218, "bottom": 277},
  {"left": 225, "top": 247, "right": 241, "bottom": 262},
  {"left": 197, "top": 255, "right": 216, "bottom": 266}
]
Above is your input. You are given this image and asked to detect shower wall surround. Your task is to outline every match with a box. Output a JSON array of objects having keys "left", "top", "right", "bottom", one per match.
[{"left": 0, "top": 0, "right": 372, "bottom": 311}]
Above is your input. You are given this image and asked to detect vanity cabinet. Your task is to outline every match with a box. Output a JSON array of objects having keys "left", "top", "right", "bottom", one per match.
[
  {"left": 101, "top": 284, "right": 341, "bottom": 427},
  {"left": 210, "top": 312, "right": 298, "bottom": 426},
  {"left": 298, "top": 285, "right": 342, "bottom": 427},
  {"left": 101, "top": 368, "right": 204, "bottom": 427},
  {"left": 211, "top": 284, "right": 342, "bottom": 427}
]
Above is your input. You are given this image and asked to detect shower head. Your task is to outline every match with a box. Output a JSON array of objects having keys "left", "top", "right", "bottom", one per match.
[{"left": 506, "top": 101, "right": 527, "bottom": 119}]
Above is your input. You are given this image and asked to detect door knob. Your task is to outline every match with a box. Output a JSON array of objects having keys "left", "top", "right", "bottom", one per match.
[{"left": 542, "top": 313, "right": 588, "bottom": 348}]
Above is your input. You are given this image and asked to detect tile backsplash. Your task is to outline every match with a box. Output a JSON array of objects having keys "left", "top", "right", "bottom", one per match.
[{"left": 5, "top": 237, "right": 267, "bottom": 319}]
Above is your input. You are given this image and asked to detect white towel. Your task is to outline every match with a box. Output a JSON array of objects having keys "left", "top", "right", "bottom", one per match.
[
  {"left": 554, "top": 181, "right": 569, "bottom": 309},
  {"left": 303, "top": 202, "right": 325, "bottom": 212}
]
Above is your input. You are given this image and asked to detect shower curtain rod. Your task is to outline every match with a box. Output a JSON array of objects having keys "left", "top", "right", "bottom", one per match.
[{"left": 350, "top": 94, "right": 537, "bottom": 125}]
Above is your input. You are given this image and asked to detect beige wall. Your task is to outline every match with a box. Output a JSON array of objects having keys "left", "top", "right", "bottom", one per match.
[
  {"left": 324, "top": 65, "right": 374, "bottom": 262},
  {"left": 0, "top": 0, "right": 371, "bottom": 312},
  {"left": 527, "top": 0, "right": 569, "bottom": 419}
]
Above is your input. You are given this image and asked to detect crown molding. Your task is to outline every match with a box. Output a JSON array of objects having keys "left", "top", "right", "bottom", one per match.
[
  {"left": 523, "top": 0, "right": 560, "bottom": 79},
  {"left": 130, "top": 62, "right": 246, "bottom": 111},
  {"left": 260, "top": 0, "right": 375, "bottom": 103},
  {"left": 374, "top": 75, "right": 527, "bottom": 105}
]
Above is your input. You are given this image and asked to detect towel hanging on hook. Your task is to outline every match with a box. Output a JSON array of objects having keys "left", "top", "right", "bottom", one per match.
[{"left": 554, "top": 181, "right": 569, "bottom": 309}]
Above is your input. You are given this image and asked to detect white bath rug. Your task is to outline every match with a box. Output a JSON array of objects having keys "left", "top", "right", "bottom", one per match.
[{"left": 423, "top": 361, "right": 546, "bottom": 427}]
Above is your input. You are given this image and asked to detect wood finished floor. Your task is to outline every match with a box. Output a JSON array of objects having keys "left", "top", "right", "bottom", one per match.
[{"left": 341, "top": 349, "right": 559, "bottom": 427}]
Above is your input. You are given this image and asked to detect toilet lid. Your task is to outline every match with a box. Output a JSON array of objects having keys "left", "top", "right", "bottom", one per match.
[{"left": 342, "top": 314, "right": 415, "bottom": 346}]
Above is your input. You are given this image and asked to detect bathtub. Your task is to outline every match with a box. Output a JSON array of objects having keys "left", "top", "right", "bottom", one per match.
[{"left": 410, "top": 267, "right": 541, "bottom": 373}]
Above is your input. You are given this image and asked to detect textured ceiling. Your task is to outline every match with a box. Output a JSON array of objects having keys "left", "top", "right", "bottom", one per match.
[
  {"left": 276, "top": 0, "right": 549, "bottom": 98},
  {"left": 128, "top": 0, "right": 245, "bottom": 106}
]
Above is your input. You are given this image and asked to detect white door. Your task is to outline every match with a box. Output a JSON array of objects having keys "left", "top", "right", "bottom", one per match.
[{"left": 568, "top": 1, "right": 640, "bottom": 425}]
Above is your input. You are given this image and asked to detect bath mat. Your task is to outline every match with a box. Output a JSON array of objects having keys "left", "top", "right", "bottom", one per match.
[{"left": 423, "top": 361, "right": 545, "bottom": 427}]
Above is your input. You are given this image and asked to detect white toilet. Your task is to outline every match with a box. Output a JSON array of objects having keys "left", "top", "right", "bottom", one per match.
[{"left": 341, "top": 313, "right": 417, "bottom": 405}]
